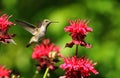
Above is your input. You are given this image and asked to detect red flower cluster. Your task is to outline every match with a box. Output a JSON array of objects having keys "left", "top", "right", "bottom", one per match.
[
  {"left": 64, "top": 19, "right": 92, "bottom": 48},
  {"left": 0, "top": 66, "right": 11, "bottom": 78},
  {"left": 32, "top": 39, "right": 61, "bottom": 70},
  {"left": 60, "top": 56, "right": 98, "bottom": 78},
  {"left": 0, "top": 14, "right": 16, "bottom": 44}
]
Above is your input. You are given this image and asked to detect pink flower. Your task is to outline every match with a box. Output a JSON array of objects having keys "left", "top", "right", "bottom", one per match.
[
  {"left": 64, "top": 19, "right": 92, "bottom": 48},
  {"left": 32, "top": 39, "right": 61, "bottom": 70},
  {"left": 60, "top": 56, "right": 98, "bottom": 78},
  {"left": 0, "top": 66, "right": 11, "bottom": 78},
  {"left": 0, "top": 14, "right": 16, "bottom": 44}
]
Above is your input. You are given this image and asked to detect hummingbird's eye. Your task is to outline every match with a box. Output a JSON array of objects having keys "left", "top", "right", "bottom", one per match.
[{"left": 45, "top": 20, "right": 49, "bottom": 22}]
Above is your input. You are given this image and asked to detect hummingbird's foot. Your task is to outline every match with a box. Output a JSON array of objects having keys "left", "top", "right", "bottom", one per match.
[{"left": 26, "top": 43, "right": 31, "bottom": 47}]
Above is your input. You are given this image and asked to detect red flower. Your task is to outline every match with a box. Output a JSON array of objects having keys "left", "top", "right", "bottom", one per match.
[
  {"left": 64, "top": 19, "right": 92, "bottom": 48},
  {"left": 60, "top": 56, "right": 98, "bottom": 78},
  {"left": 0, "top": 14, "right": 16, "bottom": 44},
  {"left": 0, "top": 66, "right": 11, "bottom": 78},
  {"left": 32, "top": 39, "right": 61, "bottom": 70}
]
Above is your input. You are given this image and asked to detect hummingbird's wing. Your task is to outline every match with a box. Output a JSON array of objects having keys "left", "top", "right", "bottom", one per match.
[
  {"left": 15, "top": 20, "right": 35, "bottom": 34},
  {"left": 36, "top": 21, "right": 42, "bottom": 27}
]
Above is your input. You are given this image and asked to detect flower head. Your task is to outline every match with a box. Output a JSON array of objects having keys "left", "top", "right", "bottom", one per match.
[
  {"left": 32, "top": 39, "right": 61, "bottom": 70},
  {"left": 0, "top": 66, "right": 11, "bottom": 78},
  {"left": 0, "top": 14, "right": 16, "bottom": 44},
  {"left": 64, "top": 19, "right": 92, "bottom": 48},
  {"left": 60, "top": 56, "right": 98, "bottom": 78}
]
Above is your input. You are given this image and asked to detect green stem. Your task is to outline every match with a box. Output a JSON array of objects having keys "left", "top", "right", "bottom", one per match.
[
  {"left": 33, "top": 70, "right": 39, "bottom": 78},
  {"left": 76, "top": 45, "right": 78, "bottom": 57},
  {"left": 43, "top": 67, "right": 49, "bottom": 78}
]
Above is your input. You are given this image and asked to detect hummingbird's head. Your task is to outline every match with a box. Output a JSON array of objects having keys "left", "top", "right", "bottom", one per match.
[
  {"left": 43, "top": 19, "right": 52, "bottom": 26},
  {"left": 42, "top": 19, "right": 58, "bottom": 27}
]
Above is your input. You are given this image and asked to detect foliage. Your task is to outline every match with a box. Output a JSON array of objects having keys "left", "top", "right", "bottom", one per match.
[{"left": 0, "top": 0, "right": 120, "bottom": 78}]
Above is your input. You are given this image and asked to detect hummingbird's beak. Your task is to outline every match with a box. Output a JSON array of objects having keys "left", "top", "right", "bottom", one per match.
[{"left": 51, "top": 21, "right": 59, "bottom": 23}]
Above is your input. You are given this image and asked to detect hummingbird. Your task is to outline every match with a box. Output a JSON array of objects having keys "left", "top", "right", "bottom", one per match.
[{"left": 15, "top": 19, "right": 56, "bottom": 47}]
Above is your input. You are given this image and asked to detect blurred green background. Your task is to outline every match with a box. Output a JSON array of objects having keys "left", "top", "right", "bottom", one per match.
[{"left": 0, "top": 0, "right": 120, "bottom": 78}]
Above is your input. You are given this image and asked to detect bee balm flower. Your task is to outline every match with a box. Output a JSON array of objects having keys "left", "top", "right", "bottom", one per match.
[
  {"left": 64, "top": 19, "right": 92, "bottom": 48},
  {"left": 0, "top": 66, "right": 11, "bottom": 78},
  {"left": 0, "top": 14, "right": 16, "bottom": 44},
  {"left": 32, "top": 39, "right": 61, "bottom": 70},
  {"left": 60, "top": 56, "right": 98, "bottom": 78}
]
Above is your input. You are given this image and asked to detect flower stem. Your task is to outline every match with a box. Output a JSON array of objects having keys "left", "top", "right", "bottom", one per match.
[
  {"left": 43, "top": 67, "right": 49, "bottom": 78},
  {"left": 33, "top": 70, "right": 39, "bottom": 78},
  {"left": 76, "top": 45, "right": 78, "bottom": 57}
]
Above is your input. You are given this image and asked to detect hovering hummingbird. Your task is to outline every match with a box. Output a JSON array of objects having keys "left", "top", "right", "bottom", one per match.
[{"left": 15, "top": 19, "right": 57, "bottom": 47}]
